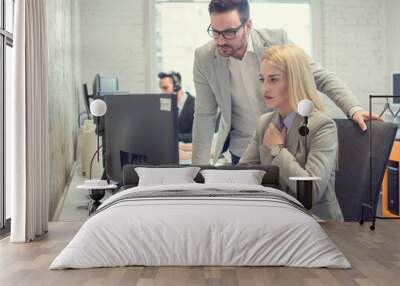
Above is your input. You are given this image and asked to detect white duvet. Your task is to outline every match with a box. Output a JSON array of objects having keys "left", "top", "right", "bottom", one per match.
[{"left": 50, "top": 183, "right": 351, "bottom": 269}]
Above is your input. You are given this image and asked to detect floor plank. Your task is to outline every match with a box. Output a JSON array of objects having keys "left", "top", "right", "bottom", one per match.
[{"left": 0, "top": 222, "right": 399, "bottom": 286}]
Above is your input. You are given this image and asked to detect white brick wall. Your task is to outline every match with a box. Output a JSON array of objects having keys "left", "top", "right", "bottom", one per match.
[
  {"left": 79, "top": 0, "right": 146, "bottom": 93},
  {"left": 318, "top": 0, "right": 400, "bottom": 116},
  {"left": 74, "top": 0, "right": 400, "bottom": 116},
  {"left": 386, "top": 0, "right": 400, "bottom": 75},
  {"left": 320, "top": 0, "right": 387, "bottom": 116}
]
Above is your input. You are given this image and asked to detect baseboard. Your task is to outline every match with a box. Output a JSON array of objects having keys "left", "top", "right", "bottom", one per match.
[{"left": 51, "top": 161, "right": 80, "bottom": 221}]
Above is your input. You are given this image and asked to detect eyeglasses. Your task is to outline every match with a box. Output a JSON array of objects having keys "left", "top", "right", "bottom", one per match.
[{"left": 207, "top": 23, "right": 245, "bottom": 40}]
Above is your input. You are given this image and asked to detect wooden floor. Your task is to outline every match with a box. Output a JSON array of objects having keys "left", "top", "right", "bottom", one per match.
[{"left": 0, "top": 222, "right": 399, "bottom": 286}]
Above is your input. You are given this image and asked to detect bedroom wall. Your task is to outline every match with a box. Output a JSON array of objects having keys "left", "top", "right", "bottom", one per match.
[
  {"left": 45, "top": 0, "right": 400, "bottom": 218},
  {"left": 73, "top": 0, "right": 400, "bottom": 114},
  {"left": 74, "top": 0, "right": 399, "bottom": 117},
  {"left": 47, "top": 0, "right": 80, "bottom": 217}
]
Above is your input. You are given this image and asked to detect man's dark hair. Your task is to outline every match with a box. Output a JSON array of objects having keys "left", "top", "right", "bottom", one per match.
[
  {"left": 158, "top": 71, "right": 182, "bottom": 92},
  {"left": 158, "top": 71, "right": 181, "bottom": 84},
  {"left": 208, "top": 0, "right": 250, "bottom": 24}
]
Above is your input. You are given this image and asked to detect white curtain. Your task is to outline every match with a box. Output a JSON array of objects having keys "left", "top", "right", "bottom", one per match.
[{"left": 9, "top": 0, "right": 49, "bottom": 242}]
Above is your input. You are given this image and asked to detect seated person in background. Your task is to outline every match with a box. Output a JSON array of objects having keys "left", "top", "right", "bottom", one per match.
[
  {"left": 158, "top": 71, "right": 195, "bottom": 144},
  {"left": 239, "top": 44, "right": 343, "bottom": 221}
]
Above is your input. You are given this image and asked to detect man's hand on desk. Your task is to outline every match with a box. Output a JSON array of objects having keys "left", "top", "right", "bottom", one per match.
[
  {"left": 179, "top": 143, "right": 193, "bottom": 161},
  {"left": 352, "top": 110, "right": 383, "bottom": 131},
  {"left": 179, "top": 142, "right": 193, "bottom": 152},
  {"left": 179, "top": 149, "right": 192, "bottom": 161}
]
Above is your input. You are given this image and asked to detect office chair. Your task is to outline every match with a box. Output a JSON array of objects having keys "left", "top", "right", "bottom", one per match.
[{"left": 334, "top": 119, "right": 396, "bottom": 225}]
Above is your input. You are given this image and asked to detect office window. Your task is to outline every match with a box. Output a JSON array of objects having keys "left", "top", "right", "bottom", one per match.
[
  {"left": 155, "top": 0, "right": 311, "bottom": 94},
  {"left": 0, "top": 36, "right": 3, "bottom": 230},
  {"left": 1, "top": 0, "right": 14, "bottom": 231},
  {"left": 5, "top": 44, "right": 11, "bottom": 220}
]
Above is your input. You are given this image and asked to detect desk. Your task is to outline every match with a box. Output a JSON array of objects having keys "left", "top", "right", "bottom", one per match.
[{"left": 77, "top": 183, "right": 117, "bottom": 214}]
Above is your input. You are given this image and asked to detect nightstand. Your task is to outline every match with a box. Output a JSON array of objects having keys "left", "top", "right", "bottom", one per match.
[
  {"left": 289, "top": 176, "right": 321, "bottom": 210},
  {"left": 77, "top": 182, "right": 118, "bottom": 215}
]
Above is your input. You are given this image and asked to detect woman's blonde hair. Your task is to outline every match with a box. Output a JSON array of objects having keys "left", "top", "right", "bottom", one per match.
[{"left": 261, "top": 44, "right": 324, "bottom": 112}]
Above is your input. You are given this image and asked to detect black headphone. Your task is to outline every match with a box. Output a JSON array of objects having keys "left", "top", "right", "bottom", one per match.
[
  {"left": 170, "top": 71, "right": 182, "bottom": 92},
  {"left": 158, "top": 71, "right": 182, "bottom": 93}
]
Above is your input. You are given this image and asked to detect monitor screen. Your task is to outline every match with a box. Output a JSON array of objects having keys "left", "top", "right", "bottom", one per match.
[
  {"left": 92, "top": 74, "right": 119, "bottom": 97},
  {"left": 393, "top": 72, "right": 400, "bottom": 104},
  {"left": 100, "top": 77, "right": 119, "bottom": 93},
  {"left": 103, "top": 93, "right": 179, "bottom": 182}
]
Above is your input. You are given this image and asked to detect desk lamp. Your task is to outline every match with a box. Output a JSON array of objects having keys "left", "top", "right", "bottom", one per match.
[
  {"left": 89, "top": 99, "right": 107, "bottom": 180},
  {"left": 290, "top": 99, "right": 320, "bottom": 210}
]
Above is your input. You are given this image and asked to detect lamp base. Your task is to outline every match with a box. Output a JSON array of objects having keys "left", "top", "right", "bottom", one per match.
[
  {"left": 88, "top": 189, "right": 105, "bottom": 215},
  {"left": 289, "top": 177, "right": 320, "bottom": 210},
  {"left": 296, "top": 180, "right": 313, "bottom": 210}
]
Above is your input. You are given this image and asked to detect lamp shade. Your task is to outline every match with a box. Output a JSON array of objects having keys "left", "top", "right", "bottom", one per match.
[
  {"left": 90, "top": 99, "right": 107, "bottom": 117},
  {"left": 297, "top": 99, "right": 314, "bottom": 117}
]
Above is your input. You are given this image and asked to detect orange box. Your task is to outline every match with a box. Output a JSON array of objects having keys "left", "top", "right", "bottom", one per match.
[{"left": 382, "top": 140, "right": 400, "bottom": 217}]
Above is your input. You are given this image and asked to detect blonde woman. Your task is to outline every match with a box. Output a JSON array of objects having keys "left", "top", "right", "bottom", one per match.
[{"left": 239, "top": 44, "right": 343, "bottom": 221}]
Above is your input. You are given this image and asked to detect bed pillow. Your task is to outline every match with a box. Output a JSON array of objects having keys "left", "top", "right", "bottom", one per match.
[
  {"left": 135, "top": 167, "right": 201, "bottom": 186},
  {"left": 200, "top": 169, "right": 266, "bottom": 185}
]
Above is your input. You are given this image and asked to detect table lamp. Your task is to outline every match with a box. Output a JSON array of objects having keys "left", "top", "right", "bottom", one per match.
[
  {"left": 89, "top": 99, "right": 107, "bottom": 179},
  {"left": 290, "top": 99, "right": 320, "bottom": 210}
]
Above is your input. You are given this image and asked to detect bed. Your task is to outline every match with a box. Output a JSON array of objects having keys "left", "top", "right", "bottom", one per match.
[{"left": 50, "top": 165, "right": 350, "bottom": 269}]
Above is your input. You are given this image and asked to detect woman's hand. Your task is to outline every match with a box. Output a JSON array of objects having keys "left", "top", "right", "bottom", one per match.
[{"left": 263, "top": 123, "right": 286, "bottom": 149}]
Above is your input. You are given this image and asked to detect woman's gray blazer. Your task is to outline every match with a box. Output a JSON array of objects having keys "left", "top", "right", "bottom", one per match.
[{"left": 240, "top": 111, "right": 344, "bottom": 221}]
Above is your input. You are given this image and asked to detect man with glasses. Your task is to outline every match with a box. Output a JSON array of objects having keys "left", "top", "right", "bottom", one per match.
[{"left": 191, "top": 0, "right": 380, "bottom": 165}]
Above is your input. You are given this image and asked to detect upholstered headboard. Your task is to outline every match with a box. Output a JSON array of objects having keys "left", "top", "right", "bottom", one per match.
[{"left": 121, "top": 164, "right": 280, "bottom": 189}]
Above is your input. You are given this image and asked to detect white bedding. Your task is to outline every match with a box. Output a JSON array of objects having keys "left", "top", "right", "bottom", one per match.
[{"left": 50, "top": 183, "right": 351, "bottom": 269}]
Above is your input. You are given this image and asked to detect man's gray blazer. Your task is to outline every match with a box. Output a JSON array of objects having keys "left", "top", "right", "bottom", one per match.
[
  {"left": 192, "top": 28, "right": 360, "bottom": 165},
  {"left": 240, "top": 111, "right": 344, "bottom": 221}
]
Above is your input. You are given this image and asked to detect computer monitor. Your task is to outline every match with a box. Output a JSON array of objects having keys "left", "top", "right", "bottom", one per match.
[
  {"left": 103, "top": 93, "right": 179, "bottom": 182},
  {"left": 92, "top": 74, "right": 120, "bottom": 97},
  {"left": 100, "top": 77, "right": 119, "bottom": 92},
  {"left": 393, "top": 72, "right": 400, "bottom": 104}
]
